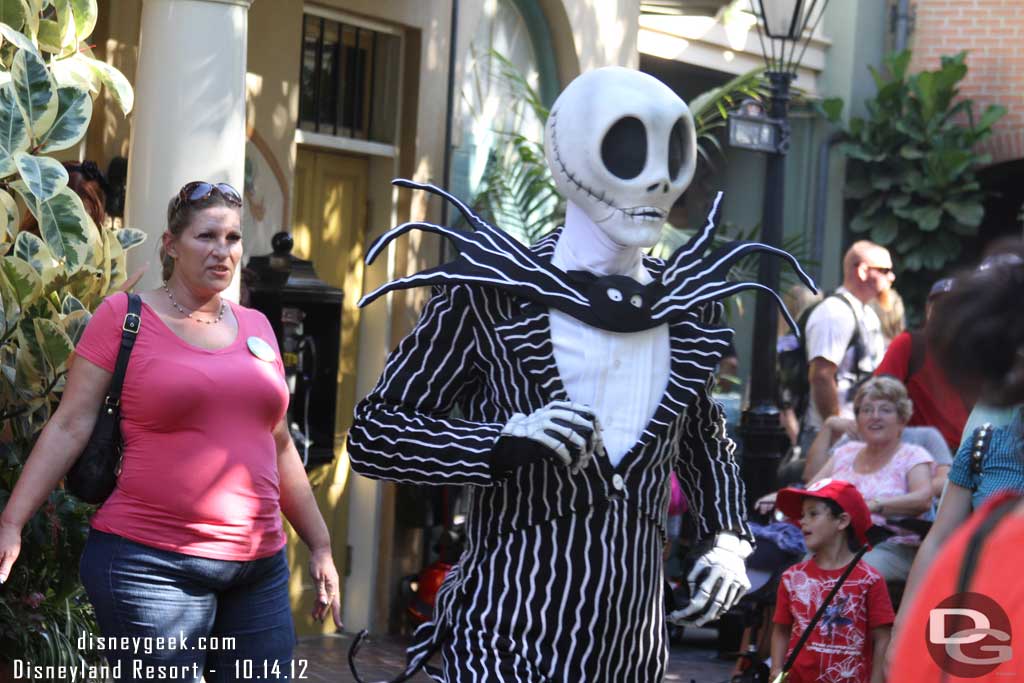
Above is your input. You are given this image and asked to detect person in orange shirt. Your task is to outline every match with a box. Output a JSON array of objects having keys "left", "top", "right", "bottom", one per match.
[{"left": 888, "top": 240, "right": 1024, "bottom": 682}]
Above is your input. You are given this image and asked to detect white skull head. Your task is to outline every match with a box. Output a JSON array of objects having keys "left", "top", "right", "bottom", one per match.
[{"left": 544, "top": 67, "right": 697, "bottom": 248}]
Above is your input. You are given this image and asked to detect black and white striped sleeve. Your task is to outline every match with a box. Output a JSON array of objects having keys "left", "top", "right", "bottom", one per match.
[
  {"left": 673, "top": 302, "right": 752, "bottom": 544},
  {"left": 347, "top": 285, "right": 503, "bottom": 486},
  {"left": 673, "top": 377, "right": 753, "bottom": 544}
]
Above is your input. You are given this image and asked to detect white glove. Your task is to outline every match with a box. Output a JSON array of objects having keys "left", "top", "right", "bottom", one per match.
[
  {"left": 498, "top": 400, "right": 601, "bottom": 474},
  {"left": 668, "top": 532, "right": 753, "bottom": 627}
]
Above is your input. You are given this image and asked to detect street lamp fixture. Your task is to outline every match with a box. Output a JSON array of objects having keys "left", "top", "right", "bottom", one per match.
[
  {"left": 728, "top": 99, "right": 788, "bottom": 154},
  {"left": 734, "top": 0, "right": 830, "bottom": 508}
]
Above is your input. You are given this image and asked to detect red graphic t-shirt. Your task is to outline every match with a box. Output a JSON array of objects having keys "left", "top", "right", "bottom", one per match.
[{"left": 773, "top": 557, "right": 895, "bottom": 683}]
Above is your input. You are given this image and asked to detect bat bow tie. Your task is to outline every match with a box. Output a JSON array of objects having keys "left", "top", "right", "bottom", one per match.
[{"left": 358, "top": 179, "right": 817, "bottom": 334}]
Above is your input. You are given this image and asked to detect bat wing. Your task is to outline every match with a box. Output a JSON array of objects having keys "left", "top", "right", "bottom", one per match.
[
  {"left": 650, "top": 191, "right": 818, "bottom": 333},
  {"left": 358, "top": 180, "right": 591, "bottom": 315}
]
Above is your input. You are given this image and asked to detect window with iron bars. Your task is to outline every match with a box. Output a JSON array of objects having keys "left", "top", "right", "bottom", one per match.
[{"left": 298, "top": 13, "right": 401, "bottom": 144}]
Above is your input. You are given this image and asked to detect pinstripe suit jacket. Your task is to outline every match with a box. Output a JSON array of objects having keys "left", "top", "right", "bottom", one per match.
[
  {"left": 349, "top": 231, "right": 750, "bottom": 539},
  {"left": 347, "top": 231, "right": 752, "bottom": 679}
]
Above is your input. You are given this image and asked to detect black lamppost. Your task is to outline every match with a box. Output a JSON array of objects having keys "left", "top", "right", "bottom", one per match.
[{"left": 732, "top": 0, "right": 830, "bottom": 508}]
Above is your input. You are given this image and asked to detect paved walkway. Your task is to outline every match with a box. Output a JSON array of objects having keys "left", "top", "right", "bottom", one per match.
[{"left": 294, "top": 629, "right": 736, "bottom": 682}]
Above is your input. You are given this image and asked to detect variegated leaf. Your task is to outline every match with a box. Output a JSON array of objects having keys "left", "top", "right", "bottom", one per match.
[
  {"left": 104, "top": 228, "right": 128, "bottom": 290},
  {"left": 14, "top": 229, "right": 54, "bottom": 274},
  {"left": 53, "top": 0, "right": 76, "bottom": 50},
  {"left": 0, "top": 263, "right": 21, "bottom": 333},
  {"left": 0, "top": 20, "right": 35, "bottom": 52},
  {"left": 1, "top": 254, "right": 42, "bottom": 307},
  {"left": 33, "top": 316, "right": 74, "bottom": 374},
  {"left": 70, "top": 0, "right": 95, "bottom": 41},
  {"left": 60, "top": 292, "right": 83, "bottom": 314},
  {"left": 0, "top": 2, "right": 28, "bottom": 32},
  {"left": 14, "top": 151, "right": 68, "bottom": 202},
  {"left": 79, "top": 55, "right": 133, "bottom": 115},
  {"left": 36, "top": 187, "right": 92, "bottom": 271},
  {"left": 0, "top": 83, "right": 30, "bottom": 177},
  {"left": 20, "top": 0, "right": 38, "bottom": 38},
  {"left": 63, "top": 263, "right": 102, "bottom": 306},
  {"left": 11, "top": 47, "right": 58, "bottom": 140},
  {"left": 9, "top": 178, "right": 38, "bottom": 218},
  {"left": 38, "top": 85, "right": 90, "bottom": 152},
  {"left": 14, "top": 330, "right": 45, "bottom": 396},
  {"left": 98, "top": 220, "right": 110, "bottom": 289},
  {"left": 61, "top": 306, "right": 88, "bottom": 344},
  {"left": 50, "top": 53, "right": 100, "bottom": 93},
  {"left": 115, "top": 227, "right": 146, "bottom": 251},
  {"left": 0, "top": 189, "right": 18, "bottom": 239},
  {"left": 36, "top": 17, "right": 61, "bottom": 52}
]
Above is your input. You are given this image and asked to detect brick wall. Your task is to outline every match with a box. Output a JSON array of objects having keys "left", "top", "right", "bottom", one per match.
[{"left": 909, "top": 0, "right": 1024, "bottom": 164}]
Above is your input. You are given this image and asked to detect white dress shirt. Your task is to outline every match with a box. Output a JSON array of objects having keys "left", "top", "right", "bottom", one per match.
[{"left": 549, "top": 202, "right": 670, "bottom": 466}]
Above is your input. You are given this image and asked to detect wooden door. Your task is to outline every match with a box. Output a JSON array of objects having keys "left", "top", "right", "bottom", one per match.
[{"left": 286, "top": 148, "right": 368, "bottom": 634}]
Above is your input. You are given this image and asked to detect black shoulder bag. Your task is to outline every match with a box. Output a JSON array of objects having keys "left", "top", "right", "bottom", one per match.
[{"left": 65, "top": 293, "right": 142, "bottom": 504}]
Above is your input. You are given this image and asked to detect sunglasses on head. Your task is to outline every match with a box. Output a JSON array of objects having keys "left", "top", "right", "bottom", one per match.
[{"left": 174, "top": 181, "right": 242, "bottom": 211}]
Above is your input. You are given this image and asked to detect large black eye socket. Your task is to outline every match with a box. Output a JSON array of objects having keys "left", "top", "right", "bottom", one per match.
[
  {"left": 669, "top": 118, "right": 689, "bottom": 180},
  {"left": 601, "top": 116, "right": 647, "bottom": 180}
]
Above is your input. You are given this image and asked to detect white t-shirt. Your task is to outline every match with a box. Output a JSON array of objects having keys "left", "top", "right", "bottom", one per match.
[{"left": 803, "top": 287, "right": 886, "bottom": 429}]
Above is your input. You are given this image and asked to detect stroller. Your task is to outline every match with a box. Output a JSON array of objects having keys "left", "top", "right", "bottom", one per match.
[{"left": 728, "top": 524, "right": 805, "bottom": 683}]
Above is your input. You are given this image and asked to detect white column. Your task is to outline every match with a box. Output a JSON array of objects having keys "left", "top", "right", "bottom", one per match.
[{"left": 125, "top": 0, "right": 253, "bottom": 301}]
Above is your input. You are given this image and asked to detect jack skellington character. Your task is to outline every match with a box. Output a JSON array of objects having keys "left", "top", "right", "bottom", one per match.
[{"left": 347, "top": 67, "right": 815, "bottom": 682}]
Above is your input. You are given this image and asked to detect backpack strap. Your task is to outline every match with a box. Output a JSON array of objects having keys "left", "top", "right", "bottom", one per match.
[{"left": 830, "top": 290, "right": 865, "bottom": 377}]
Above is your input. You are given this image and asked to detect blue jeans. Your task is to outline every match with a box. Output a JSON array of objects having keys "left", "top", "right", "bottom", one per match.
[{"left": 80, "top": 529, "right": 296, "bottom": 682}]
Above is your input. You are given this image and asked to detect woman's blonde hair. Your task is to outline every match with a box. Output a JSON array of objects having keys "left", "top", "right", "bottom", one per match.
[{"left": 853, "top": 376, "right": 913, "bottom": 422}]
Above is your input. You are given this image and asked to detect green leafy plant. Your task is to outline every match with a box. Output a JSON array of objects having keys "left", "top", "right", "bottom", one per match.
[
  {"left": 830, "top": 50, "right": 1005, "bottom": 313},
  {"left": 0, "top": 0, "right": 139, "bottom": 668}
]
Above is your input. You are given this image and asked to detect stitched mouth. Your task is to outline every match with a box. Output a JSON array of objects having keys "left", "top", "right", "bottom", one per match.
[
  {"left": 626, "top": 208, "right": 666, "bottom": 220},
  {"left": 549, "top": 110, "right": 666, "bottom": 225}
]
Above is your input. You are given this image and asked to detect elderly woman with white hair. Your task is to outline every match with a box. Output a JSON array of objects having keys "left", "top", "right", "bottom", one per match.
[
  {"left": 760, "top": 376, "right": 935, "bottom": 583},
  {"left": 805, "top": 376, "right": 934, "bottom": 582}
]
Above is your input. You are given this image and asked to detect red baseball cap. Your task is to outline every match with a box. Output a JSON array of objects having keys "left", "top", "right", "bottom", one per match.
[{"left": 776, "top": 478, "right": 872, "bottom": 548}]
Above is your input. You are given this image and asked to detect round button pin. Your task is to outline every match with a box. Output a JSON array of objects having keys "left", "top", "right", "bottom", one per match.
[{"left": 247, "top": 336, "right": 277, "bottom": 363}]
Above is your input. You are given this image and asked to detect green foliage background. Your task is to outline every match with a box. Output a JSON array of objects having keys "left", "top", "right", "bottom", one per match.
[
  {"left": 0, "top": 0, "right": 140, "bottom": 669},
  {"left": 828, "top": 50, "right": 1005, "bottom": 317}
]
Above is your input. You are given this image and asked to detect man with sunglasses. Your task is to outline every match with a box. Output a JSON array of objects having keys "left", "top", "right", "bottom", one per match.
[{"left": 801, "top": 240, "right": 893, "bottom": 452}]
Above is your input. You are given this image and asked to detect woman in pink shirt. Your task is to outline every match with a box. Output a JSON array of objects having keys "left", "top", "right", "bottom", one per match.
[
  {"left": 0, "top": 182, "right": 342, "bottom": 681},
  {"left": 758, "top": 377, "right": 934, "bottom": 583}
]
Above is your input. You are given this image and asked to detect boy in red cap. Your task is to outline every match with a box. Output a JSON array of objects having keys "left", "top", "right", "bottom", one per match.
[{"left": 769, "top": 479, "right": 895, "bottom": 683}]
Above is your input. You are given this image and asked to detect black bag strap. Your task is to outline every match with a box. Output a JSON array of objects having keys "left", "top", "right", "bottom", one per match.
[
  {"left": 103, "top": 293, "right": 142, "bottom": 411},
  {"left": 782, "top": 545, "right": 869, "bottom": 674}
]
